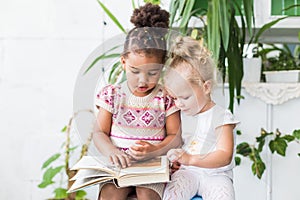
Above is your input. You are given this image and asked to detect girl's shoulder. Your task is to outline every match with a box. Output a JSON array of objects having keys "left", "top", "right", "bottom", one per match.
[
  {"left": 212, "top": 104, "right": 239, "bottom": 126},
  {"left": 99, "top": 84, "right": 122, "bottom": 94}
]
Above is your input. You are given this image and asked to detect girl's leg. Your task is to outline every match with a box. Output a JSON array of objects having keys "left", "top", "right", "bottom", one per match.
[
  {"left": 136, "top": 186, "right": 161, "bottom": 200},
  {"left": 98, "top": 183, "right": 133, "bottom": 200},
  {"left": 200, "top": 175, "right": 235, "bottom": 200},
  {"left": 163, "top": 169, "right": 199, "bottom": 200}
]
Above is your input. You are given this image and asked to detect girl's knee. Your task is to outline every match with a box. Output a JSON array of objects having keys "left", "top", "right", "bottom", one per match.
[
  {"left": 200, "top": 176, "right": 234, "bottom": 200},
  {"left": 99, "top": 184, "right": 132, "bottom": 200},
  {"left": 136, "top": 187, "right": 161, "bottom": 200}
]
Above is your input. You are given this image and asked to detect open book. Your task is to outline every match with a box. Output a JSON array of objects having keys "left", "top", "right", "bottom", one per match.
[{"left": 68, "top": 155, "right": 170, "bottom": 193}]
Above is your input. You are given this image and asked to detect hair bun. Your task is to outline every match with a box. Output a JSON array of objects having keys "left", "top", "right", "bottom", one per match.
[
  {"left": 172, "top": 36, "right": 211, "bottom": 63},
  {"left": 130, "top": 3, "right": 169, "bottom": 28},
  {"left": 171, "top": 36, "right": 188, "bottom": 58}
]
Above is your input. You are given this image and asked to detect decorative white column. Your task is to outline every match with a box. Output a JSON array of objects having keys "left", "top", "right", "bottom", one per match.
[{"left": 243, "top": 82, "right": 300, "bottom": 200}]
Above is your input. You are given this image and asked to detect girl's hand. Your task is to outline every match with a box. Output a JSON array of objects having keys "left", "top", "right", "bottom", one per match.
[
  {"left": 128, "top": 140, "right": 156, "bottom": 160},
  {"left": 167, "top": 148, "right": 190, "bottom": 165},
  {"left": 170, "top": 161, "right": 181, "bottom": 174},
  {"left": 109, "top": 149, "right": 132, "bottom": 168}
]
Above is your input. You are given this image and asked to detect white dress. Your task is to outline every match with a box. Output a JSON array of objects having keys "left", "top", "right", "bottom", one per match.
[{"left": 163, "top": 104, "right": 240, "bottom": 200}]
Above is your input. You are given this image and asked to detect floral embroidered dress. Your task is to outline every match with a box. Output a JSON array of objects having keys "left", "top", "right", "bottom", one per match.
[{"left": 95, "top": 81, "right": 179, "bottom": 151}]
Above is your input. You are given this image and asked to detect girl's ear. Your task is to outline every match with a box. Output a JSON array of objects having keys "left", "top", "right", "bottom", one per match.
[
  {"left": 203, "top": 80, "right": 212, "bottom": 94},
  {"left": 120, "top": 56, "right": 126, "bottom": 70}
]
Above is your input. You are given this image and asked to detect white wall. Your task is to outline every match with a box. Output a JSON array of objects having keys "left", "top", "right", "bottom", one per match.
[
  {"left": 0, "top": 0, "right": 299, "bottom": 200},
  {"left": 213, "top": 87, "right": 300, "bottom": 200},
  {"left": 0, "top": 0, "right": 131, "bottom": 199}
]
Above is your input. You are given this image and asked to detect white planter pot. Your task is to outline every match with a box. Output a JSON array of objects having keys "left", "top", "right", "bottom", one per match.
[
  {"left": 263, "top": 70, "right": 300, "bottom": 83},
  {"left": 243, "top": 58, "right": 262, "bottom": 83}
]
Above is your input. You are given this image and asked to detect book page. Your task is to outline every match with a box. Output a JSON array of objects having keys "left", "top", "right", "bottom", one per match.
[
  {"left": 116, "top": 156, "right": 170, "bottom": 187},
  {"left": 71, "top": 156, "right": 119, "bottom": 176},
  {"left": 119, "top": 156, "right": 168, "bottom": 176},
  {"left": 71, "top": 168, "right": 113, "bottom": 181},
  {"left": 68, "top": 176, "right": 113, "bottom": 193}
]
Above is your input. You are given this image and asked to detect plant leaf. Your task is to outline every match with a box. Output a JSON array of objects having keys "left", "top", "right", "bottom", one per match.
[
  {"left": 44, "top": 166, "right": 64, "bottom": 183},
  {"left": 76, "top": 190, "right": 87, "bottom": 199},
  {"left": 169, "top": 0, "right": 179, "bottom": 27},
  {"left": 54, "top": 187, "right": 68, "bottom": 199},
  {"left": 179, "top": 0, "right": 195, "bottom": 33},
  {"left": 242, "top": 0, "right": 254, "bottom": 36},
  {"left": 235, "top": 156, "right": 241, "bottom": 166},
  {"left": 253, "top": 17, "right": 288, "bottom": 43},
  {"left": 68, "top": 146, "right": 78, "bottom": 152},
  {"left": 84, "top": 53, "right": 120, "bottom": 75},
  {"left": 41, "top": 153, "right": 61, "bottom": 169},
  {"left": 292, "top": 129, "right": 300, "bottom": 139},
  {"left": 207, "top": 0, "right": 221, "bottom": 61},
  {"left": 269, "top": 137, "right": 287, "bottom": 156},
  {"left": 218, "top": 0, "right": 229, "bottom": 50},
  {"left": 282, "top": 135, "right": 295, "bottom": 142},
  {"left": 61, "top": 125, "right": 67, "bottom": 132},
  {"left": 251, "top": 159, "right": 266, "bottom": 179},
  {"left": 38, "top": 180, "right": 54, "bottom": 188},
  {"left": 257, "top": 139, "right": 265, "bottom": 153},
  {"left": 38, "top": 165, "right": 64, "bottom": 188},
  {"left": 96, "top": 0, "right": 126, "bottom": 33},
  {"left": 236, "top": 130, "right": 242, "bottom": 135},
  {"left": 236, "top": 142, "right": 252, "bottom": 156}
]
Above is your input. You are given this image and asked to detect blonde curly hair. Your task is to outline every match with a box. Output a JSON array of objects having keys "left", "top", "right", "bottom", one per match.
[{"left": 167, "top": 36, "right": 216, "bottom": 86}]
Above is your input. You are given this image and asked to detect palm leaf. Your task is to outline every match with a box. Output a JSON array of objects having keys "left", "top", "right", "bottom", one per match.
[
  {"left": 97, "top": 0, "right": 126, "bottom": 33},
  {"left": 83, "top": 45, "right": 122, "bottom": 75},
  {"left": 179, "top": 0, "right": 195, "bottom": 33},
  {"left": 218, "top": 0, "right": 229, "bottom": 51},
  {"left": 242, "top": 0, "right": 254, "bottom": 36},
  {"left": 253, "top": 17, "right": 288, "bottom": 43},
  {"left": 84, "top": 53, "right": 120, "bottom": 75}
]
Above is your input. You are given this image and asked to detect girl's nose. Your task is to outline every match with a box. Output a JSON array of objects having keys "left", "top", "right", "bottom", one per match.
[{"left": 139, "top": 74, "right": 148, "bottom": 84}]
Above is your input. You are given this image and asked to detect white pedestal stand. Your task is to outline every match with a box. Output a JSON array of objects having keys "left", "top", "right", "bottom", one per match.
[{"left": 243, "top": 83, "right": 300, "bottom": 200}]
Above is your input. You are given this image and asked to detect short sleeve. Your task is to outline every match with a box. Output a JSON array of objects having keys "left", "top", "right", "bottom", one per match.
[
  {"left": 214, "top": 107, "right": 240, "bottom": 129},
  {"left": 95, "top": 85, "right": 116, "bottom": 113},
  {"left": 164, "top": 95, "right": 180, "bottom": 117}
]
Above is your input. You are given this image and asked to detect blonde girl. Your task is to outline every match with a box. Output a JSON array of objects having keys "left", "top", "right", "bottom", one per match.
[{"left": 163, "top": 36, "right": 239, "bottom": 200}]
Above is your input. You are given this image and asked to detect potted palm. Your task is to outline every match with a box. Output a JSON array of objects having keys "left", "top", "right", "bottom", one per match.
[
  {"left": 168, "top": 0, "right": 255, "bottom": 112},
  {"left": 258, "top": 43, "right": 300, "bottom": 83}
]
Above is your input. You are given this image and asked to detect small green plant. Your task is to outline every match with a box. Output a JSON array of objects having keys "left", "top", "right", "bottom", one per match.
[
  {"left": 38, "top": 110, "right": 93, "bottom": 200},
  {"left": 256, "top": 44, "right": 300, "bottom": 72},
  {"left": 235, "top": 128, "right": 300, "bottom": 179}
]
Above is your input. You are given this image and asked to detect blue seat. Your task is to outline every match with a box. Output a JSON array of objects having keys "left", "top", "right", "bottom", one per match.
[{"left": 191, "top": 195, "right": 203, "bottom": 200}]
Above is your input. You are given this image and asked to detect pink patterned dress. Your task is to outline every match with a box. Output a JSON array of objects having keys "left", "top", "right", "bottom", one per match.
[{"left": 95, "top": 81, "right": 179, "bottom": 151}]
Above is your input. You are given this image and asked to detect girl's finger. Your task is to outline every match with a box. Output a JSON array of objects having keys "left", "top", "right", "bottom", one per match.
[
  {"left": 110, "top": 155, "right": 120, "bottom": 168},
  {"left": 117, "top": 154, "right": 129, "bottom": 168}
]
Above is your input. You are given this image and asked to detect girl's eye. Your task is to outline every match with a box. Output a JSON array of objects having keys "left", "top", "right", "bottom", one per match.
[
  {"left": 131, "top": 70, "right": 139, "bottom": 74},
  {"left": 148, "top": 71, "right": 158, "bottom": 76},
  {"left": 182, "top": 96, "right": 190, "bottom": 100}
]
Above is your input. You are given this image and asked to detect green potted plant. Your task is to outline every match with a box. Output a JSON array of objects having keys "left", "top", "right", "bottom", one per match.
[
  {"left": 258, "top": 43, "right": 300, "bottom": 83},
  {"left": 235, "top": 128, "right": 300, "bottom": 179},
  {"left": 242, "top": 16, "right": 289, "bottom": 83},
  {"left": 38, "top": 110, "right": 93, "bottom": 200}
]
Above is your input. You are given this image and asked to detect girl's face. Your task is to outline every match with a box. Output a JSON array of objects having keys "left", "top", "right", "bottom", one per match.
[
  {"left": 121, "top": 53, "right": 163, "bottom": 97},
  {"left": 165, "top": 69, "right": 211, "bottom": 116}
]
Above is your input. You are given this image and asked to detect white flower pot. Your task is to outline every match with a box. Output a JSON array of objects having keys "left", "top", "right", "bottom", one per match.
[
  {"left": 243, "top": 58, "right": 262, "bottom": 83},
  {"left": 263, "top": 70, "right": 300, "bottom": 83}
]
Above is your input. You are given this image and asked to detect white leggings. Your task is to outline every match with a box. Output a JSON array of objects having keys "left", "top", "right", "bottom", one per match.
[{"left": 163, "top": 169, "right": 235, "bottom": 200}]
